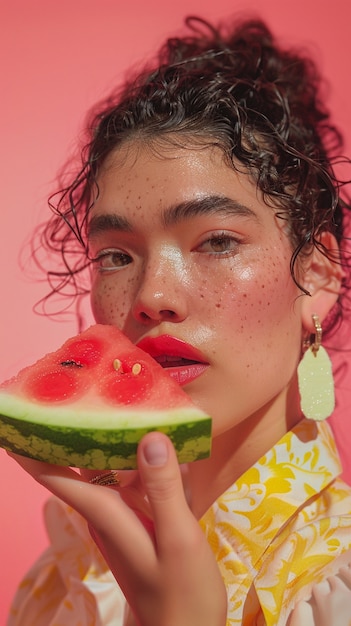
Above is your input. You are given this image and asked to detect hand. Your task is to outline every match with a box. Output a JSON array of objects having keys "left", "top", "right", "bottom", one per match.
[
  {"left": 9, "top": 432, "right": 227, "bottom": 626},
  {"left": 288, "top": 562, "right": 351, "bottom": 626}
]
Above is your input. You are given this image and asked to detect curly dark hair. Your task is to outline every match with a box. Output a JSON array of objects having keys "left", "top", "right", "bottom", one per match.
[{"left": 33, "top": 15, "right": 351, "bottom": 330}]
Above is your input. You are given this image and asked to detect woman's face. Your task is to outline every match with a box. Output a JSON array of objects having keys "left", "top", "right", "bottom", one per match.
[{"left": 89, "top": 141, "right": 305, "bottom": 438}]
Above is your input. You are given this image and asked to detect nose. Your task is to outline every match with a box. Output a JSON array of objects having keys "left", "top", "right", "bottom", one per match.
[{"left": 131, "top": 251, "right": 189, "bottom": 324}]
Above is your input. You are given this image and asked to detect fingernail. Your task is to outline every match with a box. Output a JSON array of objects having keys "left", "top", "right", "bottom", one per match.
[{"left": 143, "top": 437, "right": 169, "bottom": 466}]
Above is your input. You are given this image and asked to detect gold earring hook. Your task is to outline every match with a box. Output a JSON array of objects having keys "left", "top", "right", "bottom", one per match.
[{"left": 310, "top": 314, "right": 322, "bottom": 356}]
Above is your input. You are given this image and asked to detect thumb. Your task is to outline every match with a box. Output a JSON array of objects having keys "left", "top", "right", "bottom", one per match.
[{"left": 137, "top": 432, "right": 194, "bottom": 549}]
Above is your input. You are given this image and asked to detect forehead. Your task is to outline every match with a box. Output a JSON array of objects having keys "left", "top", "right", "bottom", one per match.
[{"left": 93, "top": 139, "right": 269, "bottom": 219}]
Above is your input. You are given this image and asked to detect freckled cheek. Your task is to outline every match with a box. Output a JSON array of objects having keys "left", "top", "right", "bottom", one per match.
[
  {"left": 90, "top": 277, "right": 136, "bottom": 327},
  {"left": 205, "top": 257, "right": 296, "bottom": 326}
]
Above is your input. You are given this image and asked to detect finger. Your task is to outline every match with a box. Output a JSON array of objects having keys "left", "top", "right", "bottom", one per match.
[
  {"left": 7, "top": 452, "right": 84, "bottom": 490},
  {"left": 288, "top": 600, "right": 314, "bottom": 626},
  {"left": 8, "top": 451, "right": 155, "bottom": 568},
  {"left": 338, "top": 564, "right": 351, "bottom": 589},
  {"left": 137, "top": 432, "right": 198, "bottom": 551}
]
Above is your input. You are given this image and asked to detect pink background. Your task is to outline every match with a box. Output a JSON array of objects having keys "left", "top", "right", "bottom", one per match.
[{"left": 1, "top": 0, "right": 351, "bottom": 621}]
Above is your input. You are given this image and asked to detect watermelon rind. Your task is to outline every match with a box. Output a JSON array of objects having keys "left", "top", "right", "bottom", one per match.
[{"left": 0, "top": 392, "right": 212, "bottom": 469}]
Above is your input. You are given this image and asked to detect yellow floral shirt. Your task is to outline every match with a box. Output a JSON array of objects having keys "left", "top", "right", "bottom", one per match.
[
  {"left": 200, "top": 420, "right": 351, "bottom": 625},
  {"left": 8, "top": 420, "right": 351, "bottom": 626}
]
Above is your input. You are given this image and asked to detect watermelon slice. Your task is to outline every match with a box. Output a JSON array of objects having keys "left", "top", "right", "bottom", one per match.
[{"left": 0, "top": 325, "right": 211, "bottom": 469}]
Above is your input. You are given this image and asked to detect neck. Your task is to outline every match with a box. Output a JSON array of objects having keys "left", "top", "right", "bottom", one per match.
[{"left": 186, "top": 381, "right": 302, "bottom": 519}]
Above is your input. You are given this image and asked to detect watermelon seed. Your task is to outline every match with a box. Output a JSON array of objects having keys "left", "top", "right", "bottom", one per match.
[
  {"left": 113, "top": 358, "right": 123, "bottom": 372},
  {"left": 132, "top": 363, "right": 142, "bottom": 376},
  {"left": 60, "top": 360, "right": 83, "bottom": 368}
]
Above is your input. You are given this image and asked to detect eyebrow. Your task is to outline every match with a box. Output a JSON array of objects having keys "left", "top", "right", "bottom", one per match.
[
  {"left": 88, "top": 213, "right": 133, "bottom": 239},
  {"left": 162, "top": 195, "right": 259, "bottom": 227},
  {"left": 87, "top": 194, "right": 259, "bottom": 239}
]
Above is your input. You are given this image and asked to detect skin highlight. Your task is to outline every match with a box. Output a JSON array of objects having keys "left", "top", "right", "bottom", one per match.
[{"left": 88, "top": 140, "right": 325, "bottom": 516}]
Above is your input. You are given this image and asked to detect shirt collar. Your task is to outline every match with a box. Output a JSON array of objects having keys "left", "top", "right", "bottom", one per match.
[{"left": 200, "top": 420, "right": 342, "bottom": 574}]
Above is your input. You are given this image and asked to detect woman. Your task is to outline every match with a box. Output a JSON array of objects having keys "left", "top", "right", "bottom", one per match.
[{"left": 8, "top": 16, "right": 351, "bottom": 626}]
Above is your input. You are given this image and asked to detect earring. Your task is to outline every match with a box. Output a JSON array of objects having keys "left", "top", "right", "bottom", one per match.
[{"left": 297, "top": 314, "right": 335, "bottom": 421}]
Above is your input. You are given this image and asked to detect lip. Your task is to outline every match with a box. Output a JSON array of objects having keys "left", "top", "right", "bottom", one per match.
[
  {"left": 137, "top": 335, "right": 209, "bottom": 386},
  {"left": 137, "top": 335, "right": 207, "bottom": 362}
]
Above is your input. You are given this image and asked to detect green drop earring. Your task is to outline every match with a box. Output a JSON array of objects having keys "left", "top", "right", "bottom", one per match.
[{"left": 297, "top": 314, "right": 335, "bottom": 421}]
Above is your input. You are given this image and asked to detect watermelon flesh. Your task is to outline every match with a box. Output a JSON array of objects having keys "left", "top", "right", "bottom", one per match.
[{"left": 0, "top": 325, "right": 211, "bottom": 469}]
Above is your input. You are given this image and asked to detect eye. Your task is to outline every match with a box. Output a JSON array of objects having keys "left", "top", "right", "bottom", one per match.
[
  {"left": 197, "top": 232, "right": 240, "bottom": 255},
  {"left": 92, "top": 249, "right": 132, "bottom": 271}
]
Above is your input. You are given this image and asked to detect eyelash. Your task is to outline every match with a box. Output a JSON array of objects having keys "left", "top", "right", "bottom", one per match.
[
  {"left": 91, "top": 231, "right": 240, "bottom": 273},
  {"left": 91, "top": 249, "right": 132, "bottom": 272},
  {"left": 197, "top": 232, "right": 241, "bottom": 256}
]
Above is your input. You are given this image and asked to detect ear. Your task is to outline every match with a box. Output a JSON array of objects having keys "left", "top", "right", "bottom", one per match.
[{"left": 300, "top": 231, "right": 344, "bottom": 333}]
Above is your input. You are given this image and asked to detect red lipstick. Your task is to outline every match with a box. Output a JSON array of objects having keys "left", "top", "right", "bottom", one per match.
[{"left": 137, "top": 335, "right": 208, "bottom": 386}]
